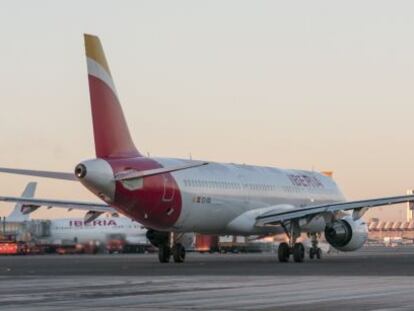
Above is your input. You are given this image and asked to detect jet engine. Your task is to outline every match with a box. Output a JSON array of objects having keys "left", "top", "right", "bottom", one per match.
[{"left": 324, "top": 216, "right": 368, "bottom": 251}]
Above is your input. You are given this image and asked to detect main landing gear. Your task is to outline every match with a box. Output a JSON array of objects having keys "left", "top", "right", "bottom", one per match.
[
  {"left": 278, "top": 220, "right": 326, "bottom": 263},
  {"left": 158, "top": 244, "right": 171, "bottom": 263},
  {"left": 172, "top": 243, "right": 186, "bottom": 263},
  {"left": 278, "top": 242, "right": 305, "bottom": 263},
  {"left": 278, "top": 221, "right": 305, "bottom": 263},
  {"left": 158, "top": 243, "right": 186, "bottom": 263},
  {"left": 146, "top": 229, "right": 186, "bottom": 263}
]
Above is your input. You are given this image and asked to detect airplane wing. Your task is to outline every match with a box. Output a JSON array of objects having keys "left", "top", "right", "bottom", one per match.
[
  {"left": 0, "top": 196, "right": 115, "bottom": 213},
  {"left": 255, "top": 194, "right": 414, "bottom": 227}
]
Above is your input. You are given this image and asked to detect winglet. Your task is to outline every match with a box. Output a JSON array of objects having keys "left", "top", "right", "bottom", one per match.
[{"left": 84, "top": 34, "right": 141, "bottom": 159}]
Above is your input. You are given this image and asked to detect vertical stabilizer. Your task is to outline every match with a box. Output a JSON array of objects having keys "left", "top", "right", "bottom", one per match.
[
  {"left": 7, "top": 182, "right": 37, "bottom": 221},
  {"left": 84, "top": 34, "right": 141, "bottom": 158}
]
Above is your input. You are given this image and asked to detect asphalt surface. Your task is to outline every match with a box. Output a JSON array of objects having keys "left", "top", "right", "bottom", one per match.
[
  {"left": 1, "top": 246, "right": 414, "bottom": 276},
  {"left": 0, "top": 246, "right": 414, "bottom": 310}
]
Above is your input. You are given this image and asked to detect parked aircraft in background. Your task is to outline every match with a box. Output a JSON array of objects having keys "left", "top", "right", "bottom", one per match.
[
  {"left": 3, "top": 183, "right": 148, "bottom": 248},
  {"left": 49, "top": 216, "right": 148, "bottom": 247},
  {"left": 0, "top": 35, "right": 413, "bottom": 263},
  {"left": 6, "top": 182, "right": 37, "bottom": 222}
]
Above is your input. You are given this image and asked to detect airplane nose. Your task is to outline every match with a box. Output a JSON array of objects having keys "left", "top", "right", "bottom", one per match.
[{"left": 75, "top": 159, "right": 115, "bottom": 203}]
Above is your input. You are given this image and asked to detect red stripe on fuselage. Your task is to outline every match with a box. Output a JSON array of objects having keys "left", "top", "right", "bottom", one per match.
[{"left": 106, "top": 157, "right": 182, "bottom": 230}]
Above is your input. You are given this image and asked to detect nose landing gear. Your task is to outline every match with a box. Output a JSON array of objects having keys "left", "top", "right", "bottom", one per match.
[{"left": 308, "top": 233, "right": 322, "bottom": 260}]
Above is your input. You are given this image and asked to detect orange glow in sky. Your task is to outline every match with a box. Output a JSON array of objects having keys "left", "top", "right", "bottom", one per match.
[{"left": 0, "top": 1, "right": 413, "bottom": 221}]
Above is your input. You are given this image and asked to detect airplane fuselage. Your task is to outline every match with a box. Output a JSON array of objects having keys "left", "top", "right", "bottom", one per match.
[{"left": 83, "top": 157, "right": 346, "bottom": 235}]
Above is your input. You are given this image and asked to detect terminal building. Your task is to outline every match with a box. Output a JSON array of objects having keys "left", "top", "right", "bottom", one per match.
[
  {"left": 367, "top": 190, "right": 414, "bottom": 243},
  {"left": 0, "top": 219, "right": 51, "bottom": 243}
]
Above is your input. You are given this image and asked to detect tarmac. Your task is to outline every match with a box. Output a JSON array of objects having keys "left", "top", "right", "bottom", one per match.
[{"left": 1, "top": 246, "right": 414, "bottom": 310}]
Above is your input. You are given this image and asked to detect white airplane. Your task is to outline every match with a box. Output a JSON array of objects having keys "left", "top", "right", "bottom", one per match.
[
  {"left": 4, "top": 183, "right": 148, "bottom": 247},
  {"left": 6, "top": 182, "right": 37, "bottom": 222},
  {"left": 48, "top": 216, "right": 147, "bottom": 247},
  {"left": 0, "top": 34, "right": 413, "bottom": 263}
]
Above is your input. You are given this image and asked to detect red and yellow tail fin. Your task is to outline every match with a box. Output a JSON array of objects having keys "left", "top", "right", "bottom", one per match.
[{"left": 84, "top": 34, "right": 141, "bottom": 159}]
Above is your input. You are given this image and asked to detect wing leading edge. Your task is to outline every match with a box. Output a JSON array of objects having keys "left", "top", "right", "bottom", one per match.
[{"left": 255, "top": 194, "right": 414, "bottom": 227}]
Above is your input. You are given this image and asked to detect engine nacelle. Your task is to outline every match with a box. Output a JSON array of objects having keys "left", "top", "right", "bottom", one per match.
[{"left": 324, "top": 216, "right": 368, "bottom": 252}]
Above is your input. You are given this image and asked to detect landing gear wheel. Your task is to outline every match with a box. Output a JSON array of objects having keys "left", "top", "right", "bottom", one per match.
[
  {"left": 278, "top": 242, "right": 290, "bottom": 262},
  {"left": 158, "top": 245, "right": 171, "bottom": 263},
  {"left": 316, "top": 247, "right": 322, "bottom": 259},
  {"left": 172, "top": 243, "right": 186, "bottom": 263},
  {"left": 309, "top": 248, "right": 315, "bottom": 259},
  {"left": 293, "top": 243, "right": 305, "bottom": 263}
]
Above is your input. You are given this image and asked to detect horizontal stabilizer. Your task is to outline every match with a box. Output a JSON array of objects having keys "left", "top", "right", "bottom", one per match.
[
  {"left": 115, "top": 162, "right": 209, "bottom": 181},
  {"left": 0, "top": 167, "right": 76, "bottom": 181}
]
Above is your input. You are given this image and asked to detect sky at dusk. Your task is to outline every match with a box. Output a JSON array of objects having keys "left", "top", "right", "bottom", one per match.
[{"left": 0, "top": 1, "right": 414, "bottom": 221}]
